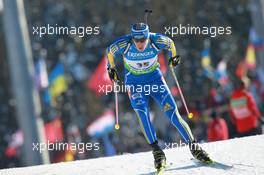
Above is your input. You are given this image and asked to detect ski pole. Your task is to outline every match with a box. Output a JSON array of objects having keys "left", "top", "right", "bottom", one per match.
[
  {"left": 113, "top": 81, "right": 120, "bottom": 130},
  {"left": 169, "top": 65, "right": 193, "bottom": 119}
]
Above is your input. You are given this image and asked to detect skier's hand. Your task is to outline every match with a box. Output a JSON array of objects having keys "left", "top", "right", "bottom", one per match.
[
  {"left": 169, "top": 55, "right": 181, "bottom": 67},
  {"left": 107, "top": 67, "right": 120, "bottom": 83}
]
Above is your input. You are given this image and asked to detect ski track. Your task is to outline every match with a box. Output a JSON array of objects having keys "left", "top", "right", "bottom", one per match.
[{"left": 0, "top": 135, "right": 264, "bottom": 175}]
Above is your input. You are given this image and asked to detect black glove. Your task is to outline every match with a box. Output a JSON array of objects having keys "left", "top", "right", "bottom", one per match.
[
  {"left": 107, "top": 67, "right": 120, "bottom": 82},
  {"left": 169, "top": 55, "right": 181, "bottom": 67}
]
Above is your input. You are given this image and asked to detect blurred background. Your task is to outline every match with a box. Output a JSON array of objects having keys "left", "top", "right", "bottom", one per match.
[{"left": 0, "top": 0, "right": 264, "bottom": 169}]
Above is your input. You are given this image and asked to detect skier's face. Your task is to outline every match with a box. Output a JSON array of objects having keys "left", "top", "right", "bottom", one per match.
[{"left": 133, "top": 38, "right": 148, "bottom": 51}]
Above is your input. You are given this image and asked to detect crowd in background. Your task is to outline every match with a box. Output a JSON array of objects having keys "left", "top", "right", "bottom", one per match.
[{"left": 0, "top": 0, "right": 263, "bottom": 168}]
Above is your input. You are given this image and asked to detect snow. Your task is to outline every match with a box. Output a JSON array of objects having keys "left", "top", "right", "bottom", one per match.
[{"left": 1, "top": 135, "right": 264, "bottom": 175}]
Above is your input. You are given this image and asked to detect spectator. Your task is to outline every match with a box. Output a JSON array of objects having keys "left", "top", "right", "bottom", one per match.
[
  {"left": 229, "top": 79, "right": 262, "bottom": 137},
  {"left": 207, "top": 110, "right": 229, "bottom": 142}
]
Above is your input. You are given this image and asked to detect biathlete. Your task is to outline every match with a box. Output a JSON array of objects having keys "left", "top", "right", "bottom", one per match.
[{"left": 106, "top": 22, "right": 212, "bottom": 171}]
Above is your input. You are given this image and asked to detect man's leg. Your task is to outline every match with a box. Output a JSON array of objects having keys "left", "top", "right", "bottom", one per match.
[
  {"left": 127, "top": 87, "right": 166, "bottom": 169},
  {"left": 128, "top": 89, "right": 157, "bottom": 144},
  {"left": 151, "top": 77, "right": 194, "bottom": 143},
  {"left": 151, "top": 77, "right": 212, "bottom": 163}
]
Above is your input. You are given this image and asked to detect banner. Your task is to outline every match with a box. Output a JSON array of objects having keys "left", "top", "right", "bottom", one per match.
[
  {"left": 87, "top": 56, "right": 112, "bottom": 96},
  {"left": 86, "top": 109, "right": 115, "bottom": 138}
]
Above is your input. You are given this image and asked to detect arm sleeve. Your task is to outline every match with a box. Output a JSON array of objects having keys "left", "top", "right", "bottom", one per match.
[
  {"left": 154, "top": 34, "right": 177, "bottom": 58},
  {"left": 246, "top": 92, "right": 261, "bottom": 119},
  {"left": 107, "top": 36, "right": 130, "bottom": 68},
  {"left": 107, "top": 43, "right": 119, "bottom": 68}
]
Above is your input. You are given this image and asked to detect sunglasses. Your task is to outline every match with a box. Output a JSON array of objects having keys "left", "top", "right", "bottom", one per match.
[{"left": 133, "top": 38, "right": 147, "bottom": 43}]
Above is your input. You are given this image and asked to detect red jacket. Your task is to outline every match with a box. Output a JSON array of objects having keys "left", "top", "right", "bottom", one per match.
[
  {"left": 229, "top": 89, "right": 261, "bottom": 133},
  {"left": 207, "top": 117, "right": 229, "bottom": 142}
]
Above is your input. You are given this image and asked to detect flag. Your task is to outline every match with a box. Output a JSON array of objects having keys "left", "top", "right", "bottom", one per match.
[
  {"left": 249, "top": 28, "right": 264, "bottom": 50},
  {"left": 201, "top": 48, "right": 214, "bottom": 79},
  {"left": 48, "top": 63, "right": 68, "bottom": 105},
  {"left": 86, "top": 109, "right": 115, "bottom": 138},
  {"left": 245, "top": 44, "right": 256, "bottom": 70},
  {"left": 87, "top": 56, "right": 112, "bottom": 96},
  {"left": 45, "top": 117, "right": 64, "bottom": 143},
  {"left": 215, "top": 60, "right": 229, "bottom": 86},
  {"left": 34, "top": 58, "right": 49, "bottom": 89},
  {"left": 201, "top": 49, "right": 211, "bottom": 68},
  {"left": 158, "top": 52, "right": 167, "bottom": 74}
]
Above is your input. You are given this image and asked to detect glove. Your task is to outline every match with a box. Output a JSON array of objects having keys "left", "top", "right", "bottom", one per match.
[
  {"left": 107, "top": 67, "right": 120, "bottom": 82},
  {"left": 169, "top": 55, "right": 181, "bottom": 67}
]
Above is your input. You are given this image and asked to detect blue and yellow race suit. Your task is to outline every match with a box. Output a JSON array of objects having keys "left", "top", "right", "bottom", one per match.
[{"left": 107, "top": 33, "right": 194, "bottom": 144}]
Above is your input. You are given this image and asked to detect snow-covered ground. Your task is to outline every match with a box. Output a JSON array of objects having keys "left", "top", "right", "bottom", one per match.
[{"left": 1, "top": 135, "right": 264, "bottom": 175}]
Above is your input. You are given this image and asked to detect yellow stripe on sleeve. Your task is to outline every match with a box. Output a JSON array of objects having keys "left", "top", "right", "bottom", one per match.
[
  {"left": 169, "top": 38, "right": 177, "bottom": 57},
  {"left": 107, "top": 52, "right": 115, "bottom": 68}
]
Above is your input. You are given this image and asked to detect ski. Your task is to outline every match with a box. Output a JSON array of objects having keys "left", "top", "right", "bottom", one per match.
[
  {"left": 191, "top": 157, "right": 215, "bottom": 165},
  {"left": 155, "top": 165, "right": 166, "bottom": 175},
  {"left": 191, "top": 158, "right": 234, "bottom": 171}
]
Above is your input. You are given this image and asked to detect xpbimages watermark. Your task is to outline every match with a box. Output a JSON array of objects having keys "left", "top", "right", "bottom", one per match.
[
  {"left": 32, "top": 141, "right": 100, "bottom": 154},
  {"left": 164, "top": 24, "right": 232, "bottom": 38},
  {"left": 32, "top": 24, "right": 100, "bottom": 37},
  {"left": 164, "top": 140, "right": 222, "bottom": 152},
  {"left": 99, "top": 82, "right": 167, "bottom": 95}
]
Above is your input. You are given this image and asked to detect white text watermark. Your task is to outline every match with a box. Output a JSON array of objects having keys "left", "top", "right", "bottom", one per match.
[
  {"left": 32, "top": 24, "right": 100, "bottom": 37},
  {"left": 164, "top": 24, "right": 232, "bottom": 37},
  {"left": 32, "top": 141, "right": 100, "bottom": 154}
]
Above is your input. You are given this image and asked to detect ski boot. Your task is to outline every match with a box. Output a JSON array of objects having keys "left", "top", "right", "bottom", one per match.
[
  {"left": 153, "top": 149, "right": 166, "bottom": 170},
  {"left": 189, "top": 141, "right": 213, "bottom": 164},
  {"left": 150, "top": 141, "right": 166, "bottom": 173}
]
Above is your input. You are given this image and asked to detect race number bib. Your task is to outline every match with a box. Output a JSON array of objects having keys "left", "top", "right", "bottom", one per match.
[{"left": 125, "top": 57, "right": 157, "bottom": 71}]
